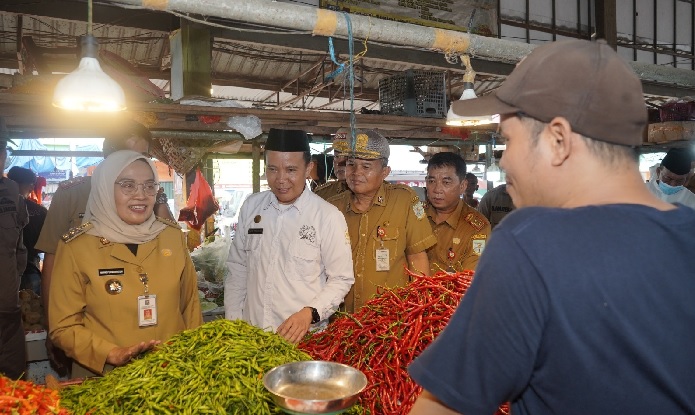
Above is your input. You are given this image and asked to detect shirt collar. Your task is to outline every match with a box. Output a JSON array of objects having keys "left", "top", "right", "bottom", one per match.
[
  {"left": 347, "top": 181, "right": 387, "bottom": 212},
  {"left": 266, "top": 184, "right": 311, "bottom": 214},
  {"left": 426, "top": 199, "right": 465, "bottom": 229}
]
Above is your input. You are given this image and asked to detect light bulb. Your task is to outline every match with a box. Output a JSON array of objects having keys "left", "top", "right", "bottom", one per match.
[
  {"left": 52, "top": 35, "right": 126, "bottom": 112},
  {"left": 486, "top": 160, "right": 501, "bottom": 182},
  {"left": 446, "top": 83, "right": 499, "bottom": 126}
]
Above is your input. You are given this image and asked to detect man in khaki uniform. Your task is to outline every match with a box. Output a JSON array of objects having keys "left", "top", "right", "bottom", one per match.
[
  {"left": 314, "top": 129, "right": 350, "bottom": 200},
  {"left": 0, "top": 119, "right": 29, "bottom": 379},
  {"left": 424, "top": 152, "right": 491, "bottom": 274},
  {"left": 328, "top": 129, "right": 436, "bottom": 312}
]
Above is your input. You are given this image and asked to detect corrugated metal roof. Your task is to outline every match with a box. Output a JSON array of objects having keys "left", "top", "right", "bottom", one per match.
[
  {"left": 0, "top": 10, "right": 503, "bottom": 111},
  {"left": 0, "top": 8, "right": 672, "bottom": 112}
]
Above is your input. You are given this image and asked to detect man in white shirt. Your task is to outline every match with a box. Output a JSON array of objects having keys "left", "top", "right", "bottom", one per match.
[
  {"left": 647, "top": 148, "right": 695, "bottom": 209},
  {"left": 225, "top": 128, "right": 355, "bottom": 343}
]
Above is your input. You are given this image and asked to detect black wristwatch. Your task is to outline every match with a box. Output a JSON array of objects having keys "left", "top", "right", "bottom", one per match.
[{"left": 307, "top": 307, "right": 321, "bottom": 324}]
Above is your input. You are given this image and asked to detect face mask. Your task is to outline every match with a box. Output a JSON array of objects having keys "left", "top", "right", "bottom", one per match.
[{"left": 658, "top": 181, "right": 684, "bottom": 196}]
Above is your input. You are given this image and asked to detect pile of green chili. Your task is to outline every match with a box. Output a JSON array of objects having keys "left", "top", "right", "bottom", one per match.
[{"left": 60, "top": 319, "right": 361, "bottom": 415}]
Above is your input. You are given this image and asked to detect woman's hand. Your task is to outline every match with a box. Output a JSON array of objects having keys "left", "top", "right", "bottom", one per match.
[{"left": 106, "top": 340, "right": 161, "bottom": 366}]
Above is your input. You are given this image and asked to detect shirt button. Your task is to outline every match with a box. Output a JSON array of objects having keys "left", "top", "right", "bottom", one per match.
[{"left": 361, "top": 233, "right": 365, "bottom": 237}]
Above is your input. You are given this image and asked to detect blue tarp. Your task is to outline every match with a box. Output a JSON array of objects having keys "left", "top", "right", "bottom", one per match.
[{"left": 4, "top": 139, "right": 103, "bottom": 175}]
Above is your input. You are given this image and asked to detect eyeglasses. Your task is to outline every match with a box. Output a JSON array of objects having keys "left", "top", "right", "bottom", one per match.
[{"left": 115, "top": 180, "right": 159, "bottom": 196}]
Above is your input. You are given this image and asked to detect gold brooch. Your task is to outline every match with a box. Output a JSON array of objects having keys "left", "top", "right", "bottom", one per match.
[{"left": 105, "top": 279, "right": 123, "bottom": 295}]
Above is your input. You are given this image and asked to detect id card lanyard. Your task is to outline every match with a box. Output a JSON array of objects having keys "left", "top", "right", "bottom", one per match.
[
  {"left": 137, "top": 267, "right": 157, "bottom": 327},
  {"left": 375, "top": 226, "right": 390, "bottom": 271},
  {"left": 446, "top": 247, "right": 456, "bottom": 273}
]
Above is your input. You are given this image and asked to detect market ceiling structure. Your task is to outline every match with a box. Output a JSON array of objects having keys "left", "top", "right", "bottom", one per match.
[{"left": 1, "top": 0, "right": 695, "bottom": 154}]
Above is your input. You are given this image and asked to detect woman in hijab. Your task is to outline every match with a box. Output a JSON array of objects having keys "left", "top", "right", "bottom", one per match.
[{"left": 49, "top": 150, "right": 202, "bottom": 378}]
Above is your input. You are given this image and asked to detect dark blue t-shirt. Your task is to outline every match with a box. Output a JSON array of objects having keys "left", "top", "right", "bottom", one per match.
[{"left": 409, "top": 204, "right": 695, "bottom": 415}]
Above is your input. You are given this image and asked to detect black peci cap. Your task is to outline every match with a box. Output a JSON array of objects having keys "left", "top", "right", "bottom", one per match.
[
  {"left": 661, "top": 148, "right": 693, "bottom": 175},
  {"left": 7, "top": 166, "right": 37, "bottom": 185},
  {"left": 265, "top": 128, "right": 310, "bottom": 152}
]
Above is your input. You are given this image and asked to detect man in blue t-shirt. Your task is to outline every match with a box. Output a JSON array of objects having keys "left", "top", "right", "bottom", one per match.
[{"left": 407, "top": 39, "right": 695, "bottom": 415}]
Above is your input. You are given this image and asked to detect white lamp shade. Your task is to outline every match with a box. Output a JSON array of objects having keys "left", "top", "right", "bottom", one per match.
[
  {"left": 52, "top": 57, "right": 126, "bottom": 112},
  {"left": 486, "top": 162, "right": 501, "bottom": 182},
  {"left": 446, "top": 87, "right": 500, "bottom": 126}
]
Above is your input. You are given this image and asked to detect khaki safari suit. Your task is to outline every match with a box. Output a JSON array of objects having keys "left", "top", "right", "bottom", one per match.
[
  {"left": 328, "top": 183, "right": 436, "bottom": 312},
  {"left": 314, "top": 180, "right": 349, "bottom": 201},
  {"left": 49, "top": 218, "right": 202, "bottom": 376},
  {"left": 35, "top": 176, "right": 91, "bottom": 255},
  {"left": 425, "top": 200, "right": 491, "bottom": 274}
]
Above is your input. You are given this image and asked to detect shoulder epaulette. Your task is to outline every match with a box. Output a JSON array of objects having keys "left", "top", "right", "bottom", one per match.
[
  {"left": 389, "top": 183, "right": 421, "bottom": 203},
  {"left": 464, "top": 211, "right": 487, "bottom": 232},
  {"left": 61, "top": 222, "right": 92, "bottom": 243},
  {"left": 325, "top": 191, "right": 349, "bottom": 204},
  {"left": 157, "top": 216, "right": 181, "bottom": 229},
  {"left": 58, "top": 176, "right": 89, "bottom": 190},
  {"left": 314, "top": 181, "right": 334, "bottom": 192}
]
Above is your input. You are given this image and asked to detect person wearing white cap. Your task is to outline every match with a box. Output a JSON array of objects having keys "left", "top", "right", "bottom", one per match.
[{"left": 408, "top": 39, "right": 695, "bottom": 415}]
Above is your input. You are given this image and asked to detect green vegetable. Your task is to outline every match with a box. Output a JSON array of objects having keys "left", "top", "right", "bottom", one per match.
[{"left": 60, "top": 319, "right": 362, "bottom": 415}]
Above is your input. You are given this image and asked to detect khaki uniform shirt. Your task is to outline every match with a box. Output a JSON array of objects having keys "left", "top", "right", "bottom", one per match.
[
  {"left": 426, "top": 200, "right": 491, "bottom": 274},
  {"left": 314, "top": 180, "right": 349, "bottom": 201},
  {"left": 35, "top": 176, "right": 91, "bottom": 255},
  {"left": 329, "top": 183, "right": 436, "bottom": 312},
  {"left": 49, "top": 219, "right": 203, "bottom": 376}
]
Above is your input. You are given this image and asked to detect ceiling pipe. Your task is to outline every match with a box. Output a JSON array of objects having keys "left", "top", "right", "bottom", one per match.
[
  {"left": 110, "top": 0, "right": 695, "bottom": 89},
  {"left": 112, "top": 0, "right": 532, "bottom": 61}
]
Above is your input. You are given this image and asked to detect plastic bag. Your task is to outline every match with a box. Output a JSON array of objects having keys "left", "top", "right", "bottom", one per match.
[
  {"left": 190, "top": 236, "right": 232, "bottom": 283},
  {"left": 191, "top": 236, "right": 232, "bottom": 309},
  {"left": 227, "top": 115, "right": 262, "bottom": 139},
  {"left": 178, "top": 168, "right": 219, "bottom": 231}
]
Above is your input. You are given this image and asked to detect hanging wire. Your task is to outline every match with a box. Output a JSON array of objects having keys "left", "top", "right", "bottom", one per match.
[
  {"left": 325, "top": 37, "right": 345, "bottom": 81},
  {"left": 87, "top": 0, "right": 93, "bottom": 35}
]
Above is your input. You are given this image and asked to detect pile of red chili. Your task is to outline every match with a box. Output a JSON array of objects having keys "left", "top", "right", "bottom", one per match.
[
  {"left": 0, "top": 375, "right": 69, "bottom": 414},
  {"left": 299, "top": 270, "right": 509, "bottom": 415}
]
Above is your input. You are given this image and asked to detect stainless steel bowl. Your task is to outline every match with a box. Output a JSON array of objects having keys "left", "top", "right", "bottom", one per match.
[{"left": 263, "top": 361, "right": 368, "bottom": 415}]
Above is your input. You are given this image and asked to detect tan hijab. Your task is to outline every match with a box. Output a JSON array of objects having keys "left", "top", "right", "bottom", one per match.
[{"left": 84, "top": 150, "right": 167, "bottom": 244}]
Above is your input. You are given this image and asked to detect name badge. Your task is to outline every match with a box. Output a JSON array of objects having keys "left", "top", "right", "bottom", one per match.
[
  {"left": 472, "top": 239, "right": 486, "bottom": 256},
  {"left": 99, "top": 268, "right": 125, "bottom": 276},
  {"left": 248, "top": 228, "right": 263, "bottom": 234},
  {"left": 376, "top": 249, "right": 390, "bottom": 271},
  {"left": 138, "top": 295, "right": 158, "bottom": 327}
]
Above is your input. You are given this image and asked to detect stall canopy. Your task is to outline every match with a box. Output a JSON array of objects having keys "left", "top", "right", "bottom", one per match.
[{"left": 4, "top": 139, "right": 103, "bottom": 176}]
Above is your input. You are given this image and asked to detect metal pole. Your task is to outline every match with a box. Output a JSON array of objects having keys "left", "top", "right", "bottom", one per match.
[{"left": 251, "top": 137, "right": 261, "bottom": 194}]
